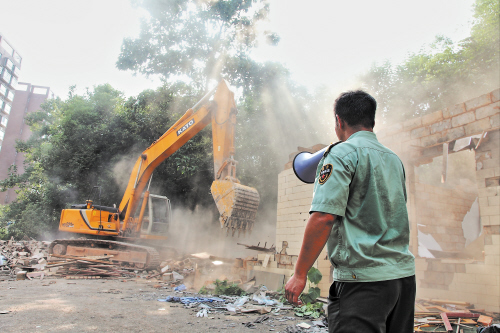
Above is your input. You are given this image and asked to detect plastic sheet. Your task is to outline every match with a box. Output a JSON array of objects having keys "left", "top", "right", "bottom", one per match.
[
  {"left": 157, "top": 296, "right": 225, "bottom": 305},
  {"left": 173, "top": 284, "right": 186, "bottom": 291}
]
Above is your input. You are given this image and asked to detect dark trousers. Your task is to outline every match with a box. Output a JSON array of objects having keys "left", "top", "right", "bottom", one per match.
[{"left": 327, "top": 275, "right": 416, "bottom": 333}]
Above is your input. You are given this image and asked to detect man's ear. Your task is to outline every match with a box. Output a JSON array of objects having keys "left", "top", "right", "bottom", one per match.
[{"left": 336, "top": 115, "right": 343, "bottom": 129}]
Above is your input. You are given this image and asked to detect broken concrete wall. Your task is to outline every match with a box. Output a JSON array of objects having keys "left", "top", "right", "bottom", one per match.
[
  {"left": 376, "top": 89, "right": 500, "bottom": 313},
  {"left": 415, "top": 181, "right": 477, "bottom": 252},
  {"left": 269, "top": 88, "right": 499, "bottom": 311}
]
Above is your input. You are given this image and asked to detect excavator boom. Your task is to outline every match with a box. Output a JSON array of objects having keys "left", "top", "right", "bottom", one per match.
[{"left": 115, "top": 79, "right": 259, "bottom": 235}]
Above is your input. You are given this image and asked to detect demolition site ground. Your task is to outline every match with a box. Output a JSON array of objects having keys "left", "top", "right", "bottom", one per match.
[{"left": 0, "top": 278, "right": 309, "bottom": 333}]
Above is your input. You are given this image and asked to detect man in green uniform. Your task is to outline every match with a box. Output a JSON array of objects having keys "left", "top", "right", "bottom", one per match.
[{"left": 285, "top": 90, "right": 415, "bottom": 333}]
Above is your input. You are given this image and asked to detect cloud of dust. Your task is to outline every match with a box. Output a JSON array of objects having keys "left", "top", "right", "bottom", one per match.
[
  {"left": 165, "top": 205, "right": 277, "bottom": 259},
  {"left": 111, "top": 150, "right": 145, "bottom": 194}
]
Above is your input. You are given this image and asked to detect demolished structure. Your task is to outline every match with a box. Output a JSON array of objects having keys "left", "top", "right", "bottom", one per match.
[{"left": 258, "top": 88, "right": 500, "bottom": 313}]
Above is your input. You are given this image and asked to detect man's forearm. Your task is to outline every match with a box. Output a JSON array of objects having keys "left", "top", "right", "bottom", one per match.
[{"left": 294, "top": 212, "right": 336, "bottom": 279}]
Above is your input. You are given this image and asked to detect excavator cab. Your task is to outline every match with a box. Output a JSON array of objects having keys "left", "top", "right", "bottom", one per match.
[{"left": 140, "top": 194, "right": 172, "bottom": 235}]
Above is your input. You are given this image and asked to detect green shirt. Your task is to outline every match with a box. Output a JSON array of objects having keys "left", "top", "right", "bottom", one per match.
[{"left": 310, "top": 131, "right": 415, "bottom": 282}]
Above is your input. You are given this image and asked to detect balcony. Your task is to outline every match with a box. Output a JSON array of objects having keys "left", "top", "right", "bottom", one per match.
[
  {"left": 0, "top": 39, "right": 14, "bottom": 57},
  {"left": 13, "top": 52, "right": 21, "bottom": 65}
]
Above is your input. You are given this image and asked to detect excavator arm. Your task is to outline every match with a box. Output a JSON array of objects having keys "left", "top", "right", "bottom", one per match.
[{"left": 118, "top": 80, "right": 259, "bottom": 236}]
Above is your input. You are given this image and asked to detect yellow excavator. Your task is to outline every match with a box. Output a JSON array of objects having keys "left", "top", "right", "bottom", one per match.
[{"left": 49, "top": 80, "right": 260, "bottom": 269}]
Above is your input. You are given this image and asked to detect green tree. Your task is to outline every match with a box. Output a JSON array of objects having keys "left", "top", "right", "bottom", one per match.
[
  {"left": 360, "top": 0, "right": 499, "bottom": 123},
  {"left": 118, "top": 0, "right": 278, "bottom": 87}
]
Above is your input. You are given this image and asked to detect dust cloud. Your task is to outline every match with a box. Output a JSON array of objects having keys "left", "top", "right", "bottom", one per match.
[
  {"left": 165, "top": 206, "right": 276, "bottom": 259},
  {"left": 112, "top": 151, "right": 144, "bottom": 194}
]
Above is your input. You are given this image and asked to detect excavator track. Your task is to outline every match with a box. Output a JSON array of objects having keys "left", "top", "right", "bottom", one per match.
[{"left": 49, "top": 239, "right": 160, "bottom": 270}]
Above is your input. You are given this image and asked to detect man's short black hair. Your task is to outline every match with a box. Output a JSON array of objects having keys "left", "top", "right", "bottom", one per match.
[{"left": 334, "top": 90, "right": 377, "bottom": 129}]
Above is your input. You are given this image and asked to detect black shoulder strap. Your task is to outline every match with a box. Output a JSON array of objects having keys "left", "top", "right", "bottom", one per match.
[{"left": 323, "top": 141, "right": 342, "bottom": 158}]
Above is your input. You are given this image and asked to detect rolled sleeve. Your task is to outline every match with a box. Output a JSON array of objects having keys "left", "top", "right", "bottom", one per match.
[{"left": 310, "top": 153, "right": 353, "bottom": 217}]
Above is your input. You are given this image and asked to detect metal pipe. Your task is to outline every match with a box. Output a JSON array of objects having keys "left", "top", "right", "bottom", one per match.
[{"left": 192, "top": 84, "right": 218, "bottom": 110}]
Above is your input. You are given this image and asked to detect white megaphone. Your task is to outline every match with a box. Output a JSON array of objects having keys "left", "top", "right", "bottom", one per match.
[
  {"left": 292, "top": 147, "right": 328, "bottom": 184},
  {"left": 293, "top": 142, "right": 342, "bottom": 183}
]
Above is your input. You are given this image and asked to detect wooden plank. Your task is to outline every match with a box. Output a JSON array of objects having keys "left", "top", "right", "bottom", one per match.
[
  {"left": 415, "top": 303, "right": 429, "bottom": 312},
  {"left": 445, "top": 312, "right": 480, "bottom": 318},
  {"left": 425, "top": 299, "right": 471, "bottom": 306},
  {"left": 440, "top": 312, "right": 453, "bottom": 332},
  {"left": 51, "top": 254, "right": 115, "bottom": 265},
  {"left": 428, "top": 305, "right": 449, "bottom": 312}
]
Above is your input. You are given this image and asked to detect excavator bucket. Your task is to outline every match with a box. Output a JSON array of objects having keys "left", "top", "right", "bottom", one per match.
[{"left": 211, "top": 180, "right": 260, "bottom": 236}]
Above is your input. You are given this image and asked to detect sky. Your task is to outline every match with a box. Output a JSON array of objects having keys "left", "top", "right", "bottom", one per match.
[{"left": 0, "top": 0, "right": 476, "bottom": 99}]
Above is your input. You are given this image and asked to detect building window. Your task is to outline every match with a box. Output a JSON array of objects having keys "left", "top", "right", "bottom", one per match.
[
  {"left": 1, "top": 69, "right": 12, "bottom": 85},
  {"left": 0, "top": 39, "right": 14, "bottom": 56},
  {"left": 0, "top": 115, "right": 7, "bottom": 127},
  {"left": 4, "top": 102, "right": 11, "bottom": 114},
  {"left": 6, "top": 89, "right": 14, "bottom": 101},
  {"left": 0, "top": 84, "right": 6, "bottom": 96},
  {"left": 5, "top": 58, "right": 14, "bottom": 71},
  {"left": 10, "top": 76, "right": 17, "bottom": 89},
  {"left": 12, "top": 66, "right": 20, "bottom": 77},
  {"left": 0, "top": 128, "right": 5, "bottom": 141}
]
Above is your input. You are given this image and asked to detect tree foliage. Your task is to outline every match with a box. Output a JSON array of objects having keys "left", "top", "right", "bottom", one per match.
[
  {"left": 361, "top": 0, "right": 499, "bottom": 122},
  {"left": 118, "top": 0, "right": 278, "bottom": 88}
]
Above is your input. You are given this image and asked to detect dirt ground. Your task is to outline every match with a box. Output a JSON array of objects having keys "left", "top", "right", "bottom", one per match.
[{"left": 0, "top": 277, "right": 312, "bottom": 333}]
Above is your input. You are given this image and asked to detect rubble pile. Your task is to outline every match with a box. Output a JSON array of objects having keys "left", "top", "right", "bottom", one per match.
[
  {"left": 414, "top": 299, "right": 499, "bottom": 331},
  {"left": 0, "top": 237, "right": 153, "bottom": 280},
  {"left": 0, "top": 237, "right": 51, "bottom": 279}
]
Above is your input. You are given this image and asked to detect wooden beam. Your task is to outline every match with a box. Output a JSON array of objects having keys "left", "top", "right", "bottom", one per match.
[{"left": 440, "top": 312, "right": 453, "bottom": 332}]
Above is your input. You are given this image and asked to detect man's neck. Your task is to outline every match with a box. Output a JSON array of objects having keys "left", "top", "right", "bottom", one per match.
[{"left": 343, "top": 126, "right": 373, "bottom": 141}]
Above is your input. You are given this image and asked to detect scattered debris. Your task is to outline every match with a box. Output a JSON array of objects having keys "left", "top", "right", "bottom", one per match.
[
  {"left": 478, "top": 315, "right": 494, "bottom": 327},
  {"left": 3, "top": 237, "right": 499, "bottom": 332},
  {"left": 237, "top": 242, "right": 275, "bottom": 253},
  {"left": 414, "top": 299, "right": 500, "bottom": 332},
  {"left": 157, "top": 296, "right": 225, "bottom": 306}
]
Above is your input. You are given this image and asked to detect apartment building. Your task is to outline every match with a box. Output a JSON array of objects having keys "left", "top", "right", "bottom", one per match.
[{"left": 0, "top": 33, "right": 52, "bottom": 204}]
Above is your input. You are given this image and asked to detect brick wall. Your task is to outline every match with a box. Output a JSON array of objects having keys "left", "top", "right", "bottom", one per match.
[
  {"left": 376, "top": 88, "right": 500, "bottom": 312},
  {"left": 276, "top": 161, "right": 332, "bottom": 296},
  {"left": 376, "top": 89, "right": 500, "bottom": 159},
  {"left": 415, "top": 182, "right": 476, "bottom": 252}
]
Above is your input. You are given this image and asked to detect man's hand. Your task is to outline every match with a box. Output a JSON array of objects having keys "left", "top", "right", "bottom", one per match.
[
  {"left": 284, "top": 212, "right": 336, "bottom": 306},
  {"left": 285, "top": 274, "right": 307, "bottom": 305}
]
